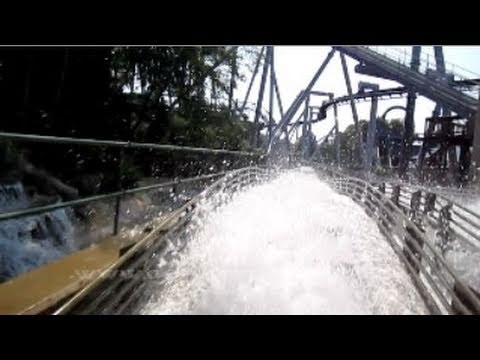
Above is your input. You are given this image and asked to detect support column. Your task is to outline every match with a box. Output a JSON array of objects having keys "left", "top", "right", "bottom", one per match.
[
  {"left": 433, "top": 46, "right": 451, "bottom": 117},
  {"left": 366, "top": 93, "right": 378, "bottom": 171},
  {"left": 241, "top": 46, "right": 265, "bottom": 114},
  {"left": 471, "top": 93, "right": 480, "bottom": 181},
  {"left": 269, "top": 49, "right": 335, "bottom": 151},
  {"left": 401, "top": 46, "right": 421, "bottom": 177},
  {"left": 273, "top": 68, "right": 284, "bottom": 117},
  {"left": 253, "top": 46, "right": 270, "bottom": 148},
  {"left": 268, "top": 46, "right": 275, "bottom": 143},
  {"left": 332, "top": 97, "right": 341, "bottom": 167},
  {"left": 339, "top": 52, "right": 364, "bottom": 169},
  {"left": 302, "top": 94, "right": 310, "bottom": 159},
  {"left": 228, "top": 46, "right": 237, "bottom": 113}
]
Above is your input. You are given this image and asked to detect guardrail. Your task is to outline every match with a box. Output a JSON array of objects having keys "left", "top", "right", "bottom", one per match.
[
  {"left": 0, "top": 132, "right": 263, "bottom": 157},
  {"left": 380, "top": 182, "right": 480, "bottom": 253},
  {"left": 0, "top": 131, "right": 266, "bottom": 235},
  {"left": 51, "top": 166, "right": 273, "bottom": 315},
  {"left": 314, "top": 164, "right": 480, "bottom": 315},
  {"left": 0, "top": 171, "right": 227, "bottom": 237}
]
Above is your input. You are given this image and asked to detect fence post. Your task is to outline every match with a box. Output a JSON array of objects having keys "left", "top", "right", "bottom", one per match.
[
  {"left": 378, "top": 182, "right": 385, "bottom": 195},
  {"left": 403, "top": 190, "right": 424, "bottom": 274},
  {"left": 437, "top": 202, "right": 452, "bottom": 254},
  {"left": 409, "top": 190, "right": 422, "bottom": 224},
  {"left": 452, "top": 282, "right": 480, "bottom": 315},
  {"left": 376, "top": 182, "right": 390, "bottom": 230},
  {"left": 113, "top": 147, "right": 125, "bottom": 236},
  {"left": 391, "top": 184, "right": 401, "bottom": 207},
  {"left": 364, "top": 183, "right": 374, "bottom": 212},
  {"left": 424, "top": 192, "right": 436, "bottom": 215}
]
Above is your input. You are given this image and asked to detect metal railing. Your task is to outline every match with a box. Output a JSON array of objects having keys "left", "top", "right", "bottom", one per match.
[
  {"left": 51, "top": 166, "right": 273, "bottom": 314},
  {"left": 0, "top": 132, "right": 263, "bottom": 157},
  {"left": 375, "top": 181, "right": 480, "bottom": 253},
  {"left": 314, "top": 164, "right": 480, "bottom": 315},
  {"left": 0, "top": 131, "right": 265, "bottom": 236}
]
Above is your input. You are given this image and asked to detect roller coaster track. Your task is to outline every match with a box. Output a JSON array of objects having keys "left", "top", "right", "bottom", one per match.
[
  {"left": 2, "top": 46, "right": 480, "bottom": 315},
  {"left": 292, "top": 82, "right": 479, "bottom": 127},
  {"left": 334, "top": 46, "right": 478, "bottom": 119},
  {"left": 292, "top": 86, "right": 408, "bottom": 127}
]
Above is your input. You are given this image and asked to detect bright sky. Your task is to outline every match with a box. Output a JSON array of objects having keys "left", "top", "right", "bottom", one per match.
[{"left": 235, "top": 46, "right": 480, "bottom": 140}]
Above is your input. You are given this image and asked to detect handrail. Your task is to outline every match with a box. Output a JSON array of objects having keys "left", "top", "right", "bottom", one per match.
[
  {"left": 0, "top": 131, "right": 264, "bottom": 158},
  {"left": 0, "top": 171, "right": 226, "bottom": 222},
  {"left": 52, "top": 166, "right": 272, "bottom": 314}
]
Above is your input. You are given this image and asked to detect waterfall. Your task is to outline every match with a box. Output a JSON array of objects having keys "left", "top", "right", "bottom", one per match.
[{"left": 0, "top": 182, "right": 75, "bottom": 282}]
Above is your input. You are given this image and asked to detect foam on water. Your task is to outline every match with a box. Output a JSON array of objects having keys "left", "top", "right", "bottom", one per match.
[{"left": 141, "top": 167, "right": 427, "bottom": 315}]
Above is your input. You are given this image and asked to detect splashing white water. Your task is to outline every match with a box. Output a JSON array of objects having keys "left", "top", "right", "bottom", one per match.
[{"left": 141, "top": 168, "right": 427, "bottom": 315}]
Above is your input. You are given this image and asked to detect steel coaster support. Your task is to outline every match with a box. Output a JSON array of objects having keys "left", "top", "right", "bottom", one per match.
[
  {"left": 228, "top": 46, "right": 238, "bottom": 113},
  {"left": 471, "top": 93, "right": 480, "bottom": 180},
  {"left": 433, "top": 46, "right": 451, "bottom": 117},
  {"left": 272, "top": 65, "right": 284, "bottom": 117},
  {"left": 302, "top": 93, "right": 311, "bottom": 159},
  {"left": 271, "top": 61, "right": 290, "bottom": 153},
  {"left": 268, "top": 48, "right": 335, "bottom": 152},
  {"left": 268, "top": 46, "right": 275, "bottom": 143},
  {"left": 400, "top": 46, "right": 421, "bottom": 176},
  {"left": 332, "top": 97, "right": 341, "bottom": 167},
  {"left": 304, "top": 90, "right": 340, "bottom": 166},
  {"left": 252, "top": 47, "right": 271, "bottom": 148},
  {"left": 366, "top": 94, "right": 378, "bottom": 171},
  {"left": 240, "top": 46, "right": 265, "bottom": 114},
  {"left": 359, "top": 82, "right": 380, "bottom": 172},
  {"left": 432, "top": 47, "right": 458, "bottom": 180},
  {"left": 339, "top": 52, "right": 364, "bottom": 169}
]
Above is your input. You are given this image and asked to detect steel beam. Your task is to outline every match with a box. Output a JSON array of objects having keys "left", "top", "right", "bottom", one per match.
[
  {"left": 272, "top": 65, "right": 284, "bottom": 117},
  {"left": 268, "top": 47, "right": 275, "bottom": 143},
  {"left": 228, "top": 46, "right": 238, "bottom": 113},
  {"left": 401, "top": 46, "right": 421, "bottom": 175},
  {"left": 332, "top": 98, "right": 341, "bottom": 167},
  {"left": 253, "top": 47, "right": 271, "bottom": 148},
  {"left": 471, "top": 94, "right": 480, "bottom": 180},
  {"left": 339, "top": 52, "right": 364, "bottom": 168},
  {"left": 302, "top": 94, "right": 310, "bottom": 159},
  {"left": 433, "top": 46, "right": 451, "bottom": 117},
  {"left": 240, "top": 46, "right": 265, "bottom": 114},
  {"left": 268, "top": 48, "right": 335, "bottom": 152},
  {"left": 366, "top": 92, "right": 379, "bottom": 171}
]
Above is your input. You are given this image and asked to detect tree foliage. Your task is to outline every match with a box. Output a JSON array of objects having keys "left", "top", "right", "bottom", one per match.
[
  {"left": 314, "top": 118, "right": 405, "bottom": 170},
  {"left": 0, "top": 46, "right": 261, "bottom": 195}
]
